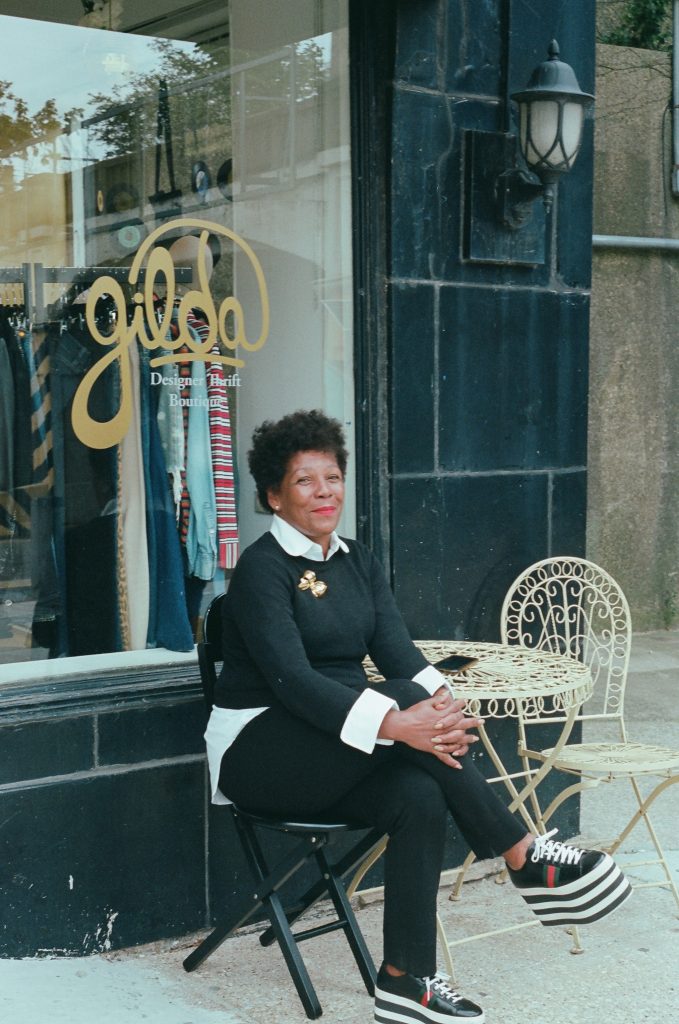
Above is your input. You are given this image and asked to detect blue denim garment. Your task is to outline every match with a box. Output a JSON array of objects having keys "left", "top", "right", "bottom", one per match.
[
  {"left": 50, "top": 327, "right": 93, "bottom": 655},
  {"left": 0, "top": 322, "right": 32, "bottom": 587},
  {"left": 17, "top": 328, "right": 60, "bottom": 649},
  {"left": 50, "top": 326, "right": 122, "bottom": 656},
  {"left": 184, "top": 357, "right": 218, "bottom": 581},
  {"left": 0, "top": 327, "right": 14, "bottom": 493},
  {"left": 139, "top": 344, "right": 193, "bottom": 652}
]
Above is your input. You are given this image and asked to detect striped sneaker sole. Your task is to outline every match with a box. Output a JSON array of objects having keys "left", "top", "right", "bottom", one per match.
[
  {"left": 519, "top": 855, "right": 633, "bottom": 926},
  {"left": 374, "top": 987, "right": 485, "bottom": 1024}
]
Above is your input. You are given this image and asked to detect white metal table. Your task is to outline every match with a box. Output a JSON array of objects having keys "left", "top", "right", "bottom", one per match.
[
  {"left": 364, "top": 640, "right": 592, "bottom": 829},
  {"left": 408, "top": 640, "right": 593, "bottom": 832}
]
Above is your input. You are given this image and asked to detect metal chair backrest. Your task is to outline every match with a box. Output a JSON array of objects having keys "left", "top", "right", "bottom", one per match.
[
  {"left": 500, "top": 556, "right": 632, "bottom": 720},
  {"left": 197, "top": 592, "right": 227, "bottom": 710}
]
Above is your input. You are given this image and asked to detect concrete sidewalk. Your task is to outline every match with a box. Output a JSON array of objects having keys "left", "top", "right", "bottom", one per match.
[{"left": 2, "top": 631, "right": 678, "bottom": 1024}]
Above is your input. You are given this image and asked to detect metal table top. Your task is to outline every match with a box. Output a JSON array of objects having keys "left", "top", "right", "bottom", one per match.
[{"left": 366, "top": 640, "right": 593, "bottom": 719}]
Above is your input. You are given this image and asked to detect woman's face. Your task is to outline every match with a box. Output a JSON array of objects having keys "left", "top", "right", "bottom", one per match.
[{"left": 268, "top": 450, "right": 345, "bottom": 554}]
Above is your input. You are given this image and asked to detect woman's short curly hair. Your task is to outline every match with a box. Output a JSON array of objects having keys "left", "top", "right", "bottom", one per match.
[{"left": 248, "top": 409, "right": 348, "bottom": 512}]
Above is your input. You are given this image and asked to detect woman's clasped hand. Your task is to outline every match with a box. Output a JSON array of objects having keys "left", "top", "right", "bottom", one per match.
[{"left": 379, "top": 691, "right": 483, "bottom": 768}]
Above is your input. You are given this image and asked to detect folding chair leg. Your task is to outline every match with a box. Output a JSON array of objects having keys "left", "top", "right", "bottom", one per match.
[
  {"left": 183, "top": 906, "right": 255, "bottom": 972},
  {"left": 314, "top": 847, "right": 376, "bottom": 995},
  {"left": 186, "top": 814, "right": 379, "bottom": 1018},
  {"left": 260, "top": 888, "right": 324, "bottom": 1019},
  {"left": 183, "top": 834, "right": 323, "bottom": 973},
  {"left": 260, "top": 828, "right": 383, "bottom": 947},
  {"left": 237, "top": 814, "right": 330, "bottom": 1017}
]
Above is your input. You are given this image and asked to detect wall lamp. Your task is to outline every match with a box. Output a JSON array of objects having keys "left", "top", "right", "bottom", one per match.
[
  {"left": 463, "top": 40, "right": 594, "bottom": 266},
  {"left": 509, "top": 40, "right": 594, "bottom": 220}
]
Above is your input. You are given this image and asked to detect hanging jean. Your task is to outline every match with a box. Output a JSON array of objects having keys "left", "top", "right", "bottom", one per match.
[
  {"left": 18, "top": 327, "right": 60, "bottom": 652},
  {"left": 139, "top": 344, "right": 193, "bottom": 652},
  {"left": 0, "top": 320, "right": 33, "bottom": 587},
  {"left": 0, "top": 328, "right": 14, "bottom": 495},
  {"left": 184, "top": 358, "right": 218, "bottom": 581},
  {"left": 50, "top": 326, "right": 122, "bottom": 657}
]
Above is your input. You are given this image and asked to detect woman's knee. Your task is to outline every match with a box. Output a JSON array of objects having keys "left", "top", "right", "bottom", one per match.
[{"left": 380, "top": 765, "right": 447, "bottom": 838}]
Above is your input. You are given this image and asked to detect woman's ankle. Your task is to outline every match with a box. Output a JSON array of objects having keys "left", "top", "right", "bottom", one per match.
[{"left": 503, "top": 833, "right": 534, "bottom": 871}]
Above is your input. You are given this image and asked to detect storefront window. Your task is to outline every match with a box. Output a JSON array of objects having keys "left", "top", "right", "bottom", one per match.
[{"left": 0, "top": 0, "right": 354, "bottom": 667}]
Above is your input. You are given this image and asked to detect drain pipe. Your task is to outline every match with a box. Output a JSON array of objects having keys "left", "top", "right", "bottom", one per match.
[
  {"left": 673, "top": 0, "right": 679, "bottom": 194},
  {"left": 593, "top": 234, "right": 679, "bottom": 250}
]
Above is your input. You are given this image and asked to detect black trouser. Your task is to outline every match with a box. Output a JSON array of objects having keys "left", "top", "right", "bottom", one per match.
[{"left": 219, "top": 679, "right": 526, "bottom": 977}]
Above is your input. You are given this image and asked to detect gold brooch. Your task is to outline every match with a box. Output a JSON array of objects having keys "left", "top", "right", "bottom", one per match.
[{"left": 298, "top": 569, "right": 328, "bottom": 598}]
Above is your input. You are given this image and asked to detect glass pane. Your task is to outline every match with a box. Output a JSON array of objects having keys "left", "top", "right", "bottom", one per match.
[
  {"left": 0, "top": 0, "right": 353, "bottom": 667},
  {"left": 561, "top": 102, "right": 584, "bottom": 163},
  {"left": 524, "top": 99, "right": 559, "bottom": 166}
]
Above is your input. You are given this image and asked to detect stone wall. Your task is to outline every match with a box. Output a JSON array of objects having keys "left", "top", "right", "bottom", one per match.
[{"left": 589, "top": 43, "right": 679, "bottom": 628}]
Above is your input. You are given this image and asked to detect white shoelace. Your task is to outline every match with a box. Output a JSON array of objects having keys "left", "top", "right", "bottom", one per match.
[
  {"left": 530, "top": 828, "right": 584, "bottom": 866},
  {"left": 424, "top": 971, "right": 463, "bottom": 1004}
]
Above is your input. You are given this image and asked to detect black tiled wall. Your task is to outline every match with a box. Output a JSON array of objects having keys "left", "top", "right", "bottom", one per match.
[
  {"left": 0, "top": 685, "right": 208, "bottom": 956},
  {"left": 0, "top": 717, "right": 95, "bottom": 785},
  {"left": 388, "top": 0, "right": 595, "bottom": 640},
  {"left": 97, "top": 698, "right": 207, "bottom": 765},
  {"left": 0, "top": 761, "right": 206, "bottom": 956}
]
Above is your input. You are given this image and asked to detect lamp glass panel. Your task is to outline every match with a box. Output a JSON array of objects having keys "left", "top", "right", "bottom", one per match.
[
  {"left": 519, "top": 103, "right": 528, "bottom": 152},
  {"left": 519, "top": 102, "right": 543, "bottom": 166},
  {"left": 524, "top": 100, "right": 560, "bottom": 166},
  {"left": 561, "top": 102, "right": 584, "bottom": 162}
]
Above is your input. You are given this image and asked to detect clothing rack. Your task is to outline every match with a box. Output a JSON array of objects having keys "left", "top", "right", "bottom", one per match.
[{"left": 0, "top": 262, "right": 192, "bottom": 325}]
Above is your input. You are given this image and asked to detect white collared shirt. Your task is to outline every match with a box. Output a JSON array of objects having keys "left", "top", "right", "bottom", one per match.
[
  {"left": 204, "top": 517, "right": 446, "bottom": 804},
  {"left": 270, "top": 513, "right": 350, "bottom": 560}
]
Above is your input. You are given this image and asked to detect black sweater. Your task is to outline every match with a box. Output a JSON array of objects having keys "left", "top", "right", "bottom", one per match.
[{"left": 213, "top": 532, "right": 430, "bottom": 737}]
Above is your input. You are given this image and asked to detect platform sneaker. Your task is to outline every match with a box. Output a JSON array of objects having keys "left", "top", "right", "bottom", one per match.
[
  {"left": 507, "top": 828, "right": 632, "bottom": 926},
  {"left": 374, "top": 965, "right": 484, "bottom": 1024}
]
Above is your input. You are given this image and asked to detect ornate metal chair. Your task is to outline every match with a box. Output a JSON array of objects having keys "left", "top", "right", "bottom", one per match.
[{"left": 501, "top": 556, "right": 679, "bottom": 944}]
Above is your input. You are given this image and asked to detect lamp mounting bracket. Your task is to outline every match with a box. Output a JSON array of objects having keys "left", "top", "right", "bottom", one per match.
[
  {"left": 497, "top": 168, "right": 546, "bottom": 229},
  {"left": 462, "top": 129, "right": 546, "bottom": 267}
]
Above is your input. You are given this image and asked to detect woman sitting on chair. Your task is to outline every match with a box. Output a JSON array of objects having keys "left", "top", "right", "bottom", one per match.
[{"left": 205, "top": 409, "right": 630, "bottom": 1024}]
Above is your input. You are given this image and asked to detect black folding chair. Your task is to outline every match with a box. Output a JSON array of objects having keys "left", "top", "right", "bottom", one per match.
[{"left": 183, "top": 593, "right": 382, "bottom": 1020}]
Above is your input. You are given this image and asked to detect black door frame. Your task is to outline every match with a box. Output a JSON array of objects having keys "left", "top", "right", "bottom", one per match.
[{"left": 349, "top": 0, "right": 395, "bottom": 569}]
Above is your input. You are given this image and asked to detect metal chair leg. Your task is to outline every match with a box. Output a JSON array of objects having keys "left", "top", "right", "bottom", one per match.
[
  {"left": 436, "top": 913, "right": 456, "bottom": 980},
  {"left": 346, "top": 835, "right": 389, "bottom": 898},
  {"left": 449, "top": 850, "right": 476, "bottom": 901}
]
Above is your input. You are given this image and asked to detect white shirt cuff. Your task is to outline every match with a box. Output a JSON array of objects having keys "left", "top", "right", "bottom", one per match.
[
  {"left": 340, "top": 689, "right": 398, "bottom": 753},
  {"left": 413, "top": 663, "right": 451, "bottom": 696}
]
